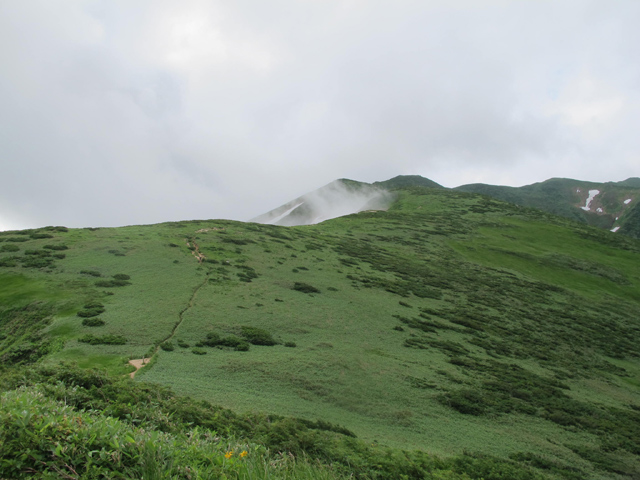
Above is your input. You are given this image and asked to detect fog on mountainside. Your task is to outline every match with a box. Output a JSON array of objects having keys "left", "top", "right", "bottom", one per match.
[{"left": 250, "top": 179, "right": 394, "bottom": 226}]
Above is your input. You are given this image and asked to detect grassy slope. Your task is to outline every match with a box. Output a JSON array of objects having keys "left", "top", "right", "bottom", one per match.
[{"left": 1, "top": 188, "right": 640, "bottom": 478}]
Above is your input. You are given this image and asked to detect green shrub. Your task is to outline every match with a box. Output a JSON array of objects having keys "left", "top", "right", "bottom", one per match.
[
  {"left": 292, "top": 282, "right": 320, "bottom": 294},
  {"left": 0, "top": 257, "right": 18, "bottom": 267},
  {"left": 82, "top": 318, "right": 105, "bottom": 327},
  {"left": 30, "top": 233, "right": 54, "bottom": 239},
  {"left": 284, "top": 341, "right": 297, "bottom": 348},
  {"left": 78, "top": 334, "right": 126, "bottom": 345},
  {"left": 235, "top": 341, "right": 250, "bottom": 351},
  {"left": 6, "top": 237, "right": 29, "bottom": 243},
  {"left": 192, "top": 348, "right": 207, "bottom": 355},
  {"left": 240, "top": 326, "right": 277, "bottom": 346},
  {"left": 113, "top": 273, "right": 131, "bottom": 280},
  {"left": 95, "top": 279, "right": 130, "bottom": 287},
  {"left": 80, "top": 269, "right": 101, "bottom": 277},
  {"left": 218, "top": 336, "right": 245, "bottom": 348},
  {"left": 177, "top": 339, "right": 190, "bottom": 348},
  {"left": 43, "top": 244, "right": 68, "bottom": 250},
  {"left": 202, "top": 332, "right": 221, "bottom": 347},
  {"left": 77, "top": 306, "right": 105, "bottom": 318},
  {"left": 0, "top": 244, "right": 20, "bottom": 253},
  {"left": 160, "top": 341, "right": 175, "bottom": 352}
]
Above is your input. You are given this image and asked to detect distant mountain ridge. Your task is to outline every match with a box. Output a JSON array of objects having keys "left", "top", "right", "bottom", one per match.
[{"left": 253, "top": 175, "right": 640, "bottom": 237}]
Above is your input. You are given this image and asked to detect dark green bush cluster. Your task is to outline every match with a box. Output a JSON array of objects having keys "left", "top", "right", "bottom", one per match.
[
  {"left": 43, "top": 244, "right": 68, "bottom": 250},
  {"left": 6, "top": 237, "right": 29, "bottom": 243},
  {"left": 95, "top": 274, "right": 131, "bottom": 287},
  {"left": 235, "top": 265, "right": 258, "bottom": 282},
  {"left": 191, "top": 347, "right": 206, "bottom": 355},
  {"left": 81, "top": 318, "right": 105, "bottom": 327},
  {"left": 177, "top": 339, "right": 190, "bottom": 348},
  {"left": 0, "top": 244, "right": 20, "bottom": 252},
  {"left": 292, "top": 282, "right": 320, "bottom": 294},
  {"left": 80, "top": 269, "right": 101, "bottom": 277},
  {"left": 240, "top": 326, "right": 277, "bottom": 346},
  {"left": 197, "top": 332, "right": 250, "bottom": 351},
  {"left": 29, "top": 233, "right": 54, "bottom": 239},
  {"left": 284, "top": 341, "right": 297, "bottom": 348},
  {"left": 78, "top": 334, "right": 126, "bottom": 345},
  {"left": 77, "top": 303, "right": 105, "bottom": 318},
  {"left": 160, "top": 341, "right": 175, "bottom": 351}
]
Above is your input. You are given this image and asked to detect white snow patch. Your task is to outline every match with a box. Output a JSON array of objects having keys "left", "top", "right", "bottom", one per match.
[
  {"left": 611, "top": 226, "right": 620, "bottom": 233},
  {"left": 576, "top": 188, "right": 581, "bottom": 193},
  {"left": 624, "top": 198, "right": 632, "bottom": 205},
  {"left": 616, "top": 217, "right": 619, "bottom": 220},
  {"left": 596, "top": 208, "right": 603, "bottom": 213},
  {"left": 581, "top": 189, "right": 600, "bottom": 211},
  {"left": 267, "top": 202, "right": 304, "bottom": 224}
]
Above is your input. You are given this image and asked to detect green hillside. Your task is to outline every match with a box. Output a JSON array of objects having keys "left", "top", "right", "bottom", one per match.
[
  {"left": 1, "top": 187, "right": 640, "bottom": 479},
  {"left": 455, "top": 177, "right": 640, "bottom": 236}
]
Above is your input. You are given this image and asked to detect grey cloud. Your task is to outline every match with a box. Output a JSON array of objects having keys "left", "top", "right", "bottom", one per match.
[{"left": 1, "top": 1, "right": 639, "bottom": 230}]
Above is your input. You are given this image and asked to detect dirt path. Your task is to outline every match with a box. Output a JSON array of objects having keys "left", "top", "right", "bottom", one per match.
[
  {"left": 128, "top": 236, "right": 209, "bottom": 379},
  {"left": 186, "top": 239, "right": 206, "bottom": 263},
  {"left": 128, "top": 358, "right": 148, "bottom": 379}
]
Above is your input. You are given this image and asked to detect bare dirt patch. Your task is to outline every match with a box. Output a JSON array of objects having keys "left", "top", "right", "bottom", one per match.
[{"left": 128, "top": 358, "right": 148, "bottom": 379}]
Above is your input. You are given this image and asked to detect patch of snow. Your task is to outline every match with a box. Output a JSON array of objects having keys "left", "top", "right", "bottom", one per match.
[
  {"left": 581, "top": 189, "right": 600, "bottom": 211},
  {"left": 596, "top": 208, "right": 603, "bottom": 213},
  {"left": 611, "top": 226, "right": 620, "bottom": 233},
  {"left": 267, "top": 202, "right": 304, "bottom": 224},
  {"left": 624, "top": 198, "right": 632, "bottom": 205},
  {"left": 576, "top": 188, "right": 581, "bottom": 193}
]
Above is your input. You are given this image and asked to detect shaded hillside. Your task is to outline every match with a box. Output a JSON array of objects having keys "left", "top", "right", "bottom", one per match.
[{"left": 1, "top": 186, "right": 640, "bottom": 478}]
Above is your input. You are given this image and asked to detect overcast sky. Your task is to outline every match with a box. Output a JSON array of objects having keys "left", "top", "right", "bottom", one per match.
[{"left": 1, "top": 0, "right": 638, "bottom": 231}]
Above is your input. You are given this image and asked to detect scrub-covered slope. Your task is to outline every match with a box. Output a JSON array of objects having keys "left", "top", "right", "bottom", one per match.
[
  {"left": 455, "top": 177, "right": 640, "bottom": 235},
  {"left": 1, "top": 187, "right": 640, "bottom": 479}
]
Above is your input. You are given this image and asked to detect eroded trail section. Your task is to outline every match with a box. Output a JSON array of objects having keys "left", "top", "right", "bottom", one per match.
[
  {"left": 128, "top": 358, "right": 148, "bottom": 379},
  {"left": 186, "top": 238, "right": 206, "bottom": 263}
]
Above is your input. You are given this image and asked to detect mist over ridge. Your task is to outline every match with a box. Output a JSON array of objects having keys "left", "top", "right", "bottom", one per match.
[{"left": 250, "top": 179, "right": 395, "bottom": 226}]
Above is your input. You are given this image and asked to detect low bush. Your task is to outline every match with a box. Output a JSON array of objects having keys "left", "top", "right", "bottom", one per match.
[
  {"left": 160, "top": 341, "right": 175, "bottom": 352},
  {"left": 43, "top": 244, "right": 68, "bottom": 250},
  {"left": 113, "top": 273, "right": 131, "bottom": 281},
  {"left": 292, "top": 282, "right": 320, "bottom": 294},
  {"left": 284, "top": 341, "right": 297, "bottom": 348},
  {"left": 0, "top": 244, "right": 20, "bottom": 253},
  {"left": 177, "top": 339, "right": 190, "bottom": 348},
  {"left": 78, "top": 334, "right": 126, "bottom": 345},
  {"left": 80, "top": 269, "right": 101, "bottom": 277},
  {"left": 30, "top": 233, "right": 54, "bottom": 239},
  {"left": 77, "top": 306, "right": 105, "bottom": 318},
  {"left": 240, "top": 326, "right": 277, "bottom": 346},
  {"left": 235, "top": 342, "right": 250, "bottom": 351},
  {"left": 82, "top": 318, "right": 105, "bottom": 327},
  {"left": 95, "top": 279, "right": 130, "bottom": 288},
  {"left": 6, "top": 237, "right": 29, "bottom": 243},
  {"left": 192, "top": 348, "right": 207, "bottom": 355}
]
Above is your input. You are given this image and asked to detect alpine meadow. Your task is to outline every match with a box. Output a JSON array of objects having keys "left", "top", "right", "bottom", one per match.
[{"left": 1, "top": 177, "right": 640, "bottom": 479}]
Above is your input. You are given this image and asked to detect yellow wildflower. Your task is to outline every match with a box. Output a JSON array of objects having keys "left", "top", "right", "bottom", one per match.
[
  {"left": 240, "top": 450, "right": 248, "bottom": 458},
  {"left": 225, "top": 451, "right": 233, "bottom": 459}
]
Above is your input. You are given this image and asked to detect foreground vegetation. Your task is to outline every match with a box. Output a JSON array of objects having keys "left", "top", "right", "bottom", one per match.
[
  {"left": 1, "top": 363, "right": 567, "bottom": 479},
  {"left": 1, "top": 185, "right": 639, "bottom": 478}
]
